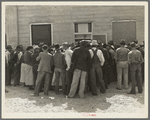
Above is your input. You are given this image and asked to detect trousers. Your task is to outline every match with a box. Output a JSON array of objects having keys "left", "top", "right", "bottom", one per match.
[
  {"left": 130, "top": 63, "right": 143, "bottom": 93},
  {"left": 101, "top": 63, "right": 109, "bottom": 88},
  {"left": 90, "top": 67, "right": 106, "bottom": 95},
  {"left": 66, "top": 69, "right": 73, "bottom": 95},
  {"left": 54, "top": 68, "right": 66, "bottom": 94},
  {"left": 13, "top": 64, "right": 21, "bottom": 86},
  {"left": 117, "top": 61, "right": 128, "bottom": 89},
  {"left": 68, "top": 69, "right": 87, "bottom": 98},
  {"left": 34, "top": 71, "right": 52, "bottom": 96}
]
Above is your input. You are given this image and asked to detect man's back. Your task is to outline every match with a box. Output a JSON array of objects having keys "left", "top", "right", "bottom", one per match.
[
  {"left": 71, "top": 47, "right": 91, "bottom": 72},
  {"left": 128, "top": 49, "right": 143, "bottom": 64},
  {"left": 116, "top": 47, "right": 130, "bottom": 61},
  {"left": 53, "top": 51, "right": 66, "bottom": 69},
  {"left": 37, "top": 52, "right": 53, "bottom": 72}
]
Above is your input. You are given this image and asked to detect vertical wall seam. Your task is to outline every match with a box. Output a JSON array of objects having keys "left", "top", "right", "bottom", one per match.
[{"left": 17, "top": 6, "right": 19, "bottom": 45}]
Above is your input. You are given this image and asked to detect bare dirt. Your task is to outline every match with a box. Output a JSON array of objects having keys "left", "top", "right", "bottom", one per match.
[{"left": 5, "top": 82, "right": 145, "bottom": 113}]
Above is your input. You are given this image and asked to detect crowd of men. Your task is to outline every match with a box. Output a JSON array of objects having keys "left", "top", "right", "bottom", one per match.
[{"left": 5, "top": 39, "right": 144, "bottom": 98}]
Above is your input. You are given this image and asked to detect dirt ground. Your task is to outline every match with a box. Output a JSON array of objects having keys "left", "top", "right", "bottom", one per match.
[{"left": 5, "top": 82, "right": 145, "bottom": 114}]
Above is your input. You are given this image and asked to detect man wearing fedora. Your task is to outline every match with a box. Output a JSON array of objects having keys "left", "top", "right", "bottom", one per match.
[
  {"left": 116, "top": 39, "right": 130, "bottom": 90},
  {"left": 89, "top": 40, "right": 106, "bottom": 96}
]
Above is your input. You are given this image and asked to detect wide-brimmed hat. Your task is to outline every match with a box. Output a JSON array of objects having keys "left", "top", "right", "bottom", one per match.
[
  {"left": 91, "top": 40, "right": 98, "bottom": 46},
  {"left": 108, "top": 40, "right": 114, "bottom": 45},
  {"left": 6, "top": 45, "right": 12, "bottom": 50},
  {"left": 33, "top": 45, "right": 39, "bottom": 49},
  {"left": 62, "top": 42, "right": 69, "bottom": 48},
  {"left": 130, "top": 42, "right": 136, "bottom": 48},
  {"left": 80, "top": 40, "right": 87, "bottom": 46},
  {"left": 120, "top": 39, "right": 126, "bottom": 45}
]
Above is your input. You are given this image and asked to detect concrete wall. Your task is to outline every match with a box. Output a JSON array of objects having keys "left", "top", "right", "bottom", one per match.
[
  {"left": 5, "top": 6, "right": 19, "bottom": 49},
  {"left": 5, "top": 5, "right": 144, "bottom": 49}
]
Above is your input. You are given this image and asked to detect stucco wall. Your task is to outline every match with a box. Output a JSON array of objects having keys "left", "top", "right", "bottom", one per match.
[{"left": 5, "top": 5, "right": 144, "bottom": 49}]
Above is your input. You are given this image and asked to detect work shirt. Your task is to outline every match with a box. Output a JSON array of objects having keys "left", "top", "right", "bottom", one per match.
[
  {"left": 5, "top": 50, "right": 10, "bottom": 64},
  {"left": 53, "top": 51, "right": 66, "bottom": 69},
  {"left": 89, "top": 47, "right": 105, "bottom": 66},
  {"left": 116, "top": 47, "right": 130, "bottom": 61},
  {"left": 64, "top": 48, "right": 73, "bottom": 70},
  {"left": 128, "top": 49, "right": 144, "bottom": 64}
]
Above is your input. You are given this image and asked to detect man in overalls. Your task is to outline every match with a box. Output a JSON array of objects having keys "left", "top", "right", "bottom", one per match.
[{"left": 89, "top": 40, "right": 106, "bottom": 96}]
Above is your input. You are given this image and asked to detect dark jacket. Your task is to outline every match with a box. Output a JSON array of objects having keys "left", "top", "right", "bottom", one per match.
[
  {"left": 32, "top": 52, "right": 40, "bottom": 65},
  {"left": 53, "top": 51, "right": 66, "bottom": 69},
  {"left": 71, "top": 47, "right": 91, "bottom": 72},
  {"left": 24, "top": 51, "right": 33, "bottom": 66}
]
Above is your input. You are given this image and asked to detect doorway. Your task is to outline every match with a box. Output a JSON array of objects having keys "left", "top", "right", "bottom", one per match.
[
  {"left": 112, "top": 21, "right": 136, "bottom": 44},
  {"left": 31, "top": 24, "right": 52, "bottom": 46}
]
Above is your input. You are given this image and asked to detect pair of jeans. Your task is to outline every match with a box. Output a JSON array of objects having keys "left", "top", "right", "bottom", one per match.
[
  {"left": 68, "top": 69, "right": 87, "bottom": 98},
  {"left": 66, "top": 69, "right": 73, "bottom": 95},
  {"left": 90, "top": 67, "right": 106, "bottom": 95},
  {"left": 130, "top": 63, "right": 143, "bottom": 93},
  {"left": 6, "top": 64, "right": 11, "bottom": 85},
  {"left": 34, "top": 71, "right": 52, "bottom": 96},
  {"left": 101, "top": 63, "right": 109, "bottom": 88},
  {"left": 13, "top": 64, "right": 21, "bottom": 86},
  {"left": 54, "top": 67, "right": 66, "bottom": 94},
  {"left": 117, "top": 61, "right": 128, "bottom": 89},
  {"left": 32, "top": 64, "right": 38, "bottom": 88}
]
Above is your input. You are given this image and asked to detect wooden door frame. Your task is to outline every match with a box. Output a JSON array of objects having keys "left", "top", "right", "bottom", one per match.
[{"left": 29, "top": 23, "right": 53, "bottom": 45}]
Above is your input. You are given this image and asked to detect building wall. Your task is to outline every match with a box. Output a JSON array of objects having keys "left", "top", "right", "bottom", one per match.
[
  {"left": 5, "top": 6, "right": 19, "bottom": 49},
  {"left": 5, "top": 5, "right": 144, "bottom": 49}
]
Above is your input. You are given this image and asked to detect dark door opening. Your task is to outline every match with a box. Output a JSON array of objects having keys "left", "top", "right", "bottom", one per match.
[
  {"left": 31, "top": 24, "right": 51, "bottom": 46},
  {"left": 93, "top": 35, "right": 106, "bottom": 43},
  {"left": 112, "top": 21, "right": 136, "bottom": 44}
]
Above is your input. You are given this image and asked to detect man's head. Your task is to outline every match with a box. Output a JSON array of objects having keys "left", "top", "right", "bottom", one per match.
[
  {"left": 62, "top": 42, "right": 69, "bottom": 50},
  {"left": 6, "top": 45, "right": 12, "bottom": 52},
  {"left": 54, "top": 44, "right": 60, "bottom": 51},
  {"left": 91, "top": 40, "right": 98, "bottom": 47},
  {"left": 42, "top": 44, "right": 48, "bottom": 51},
  {"left": 26, "top": 46, "right": 33, "bottom": 52},
  {"left": 15, "top": 46, "right": 22, "bottom": 53},
  {"left": 130, "top": 42, "right": 136, "bottom": 48},
  {"left": 39, "top": 42, "right": 45, "bottom": 47},
  {"left": 108, "top": 40, "right": 114, "bottom": 46},
  {"left": 80, "top": 40, "right": 87, "bottom": 48},
  {"left": 120, "top": 39, "right": 126, "bottom": 46},
  {"left": 133, "top": 39, "right": 138, "bottom": 44}
]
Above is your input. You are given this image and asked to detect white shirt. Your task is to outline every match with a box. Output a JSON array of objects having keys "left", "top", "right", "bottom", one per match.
[
  {"left": 5, "top": 50, "right": 10, "bottom": 64},
  {"left": 64, "top": 48, "right": 73, "bottom": 70},
  {"left": 89, "top": 47, "right": 105, "bottom": 66},
  {"left": 18, "top": 51, "right": 23, "bottom": 60}
]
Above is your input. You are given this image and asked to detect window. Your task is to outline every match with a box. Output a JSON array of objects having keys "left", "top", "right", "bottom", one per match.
[
  {"left": 74, "top": 23, "right": 92, "bottom": 33},
  {"left": 74, "top": 22, "right": 92, "bottom": 44}
]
